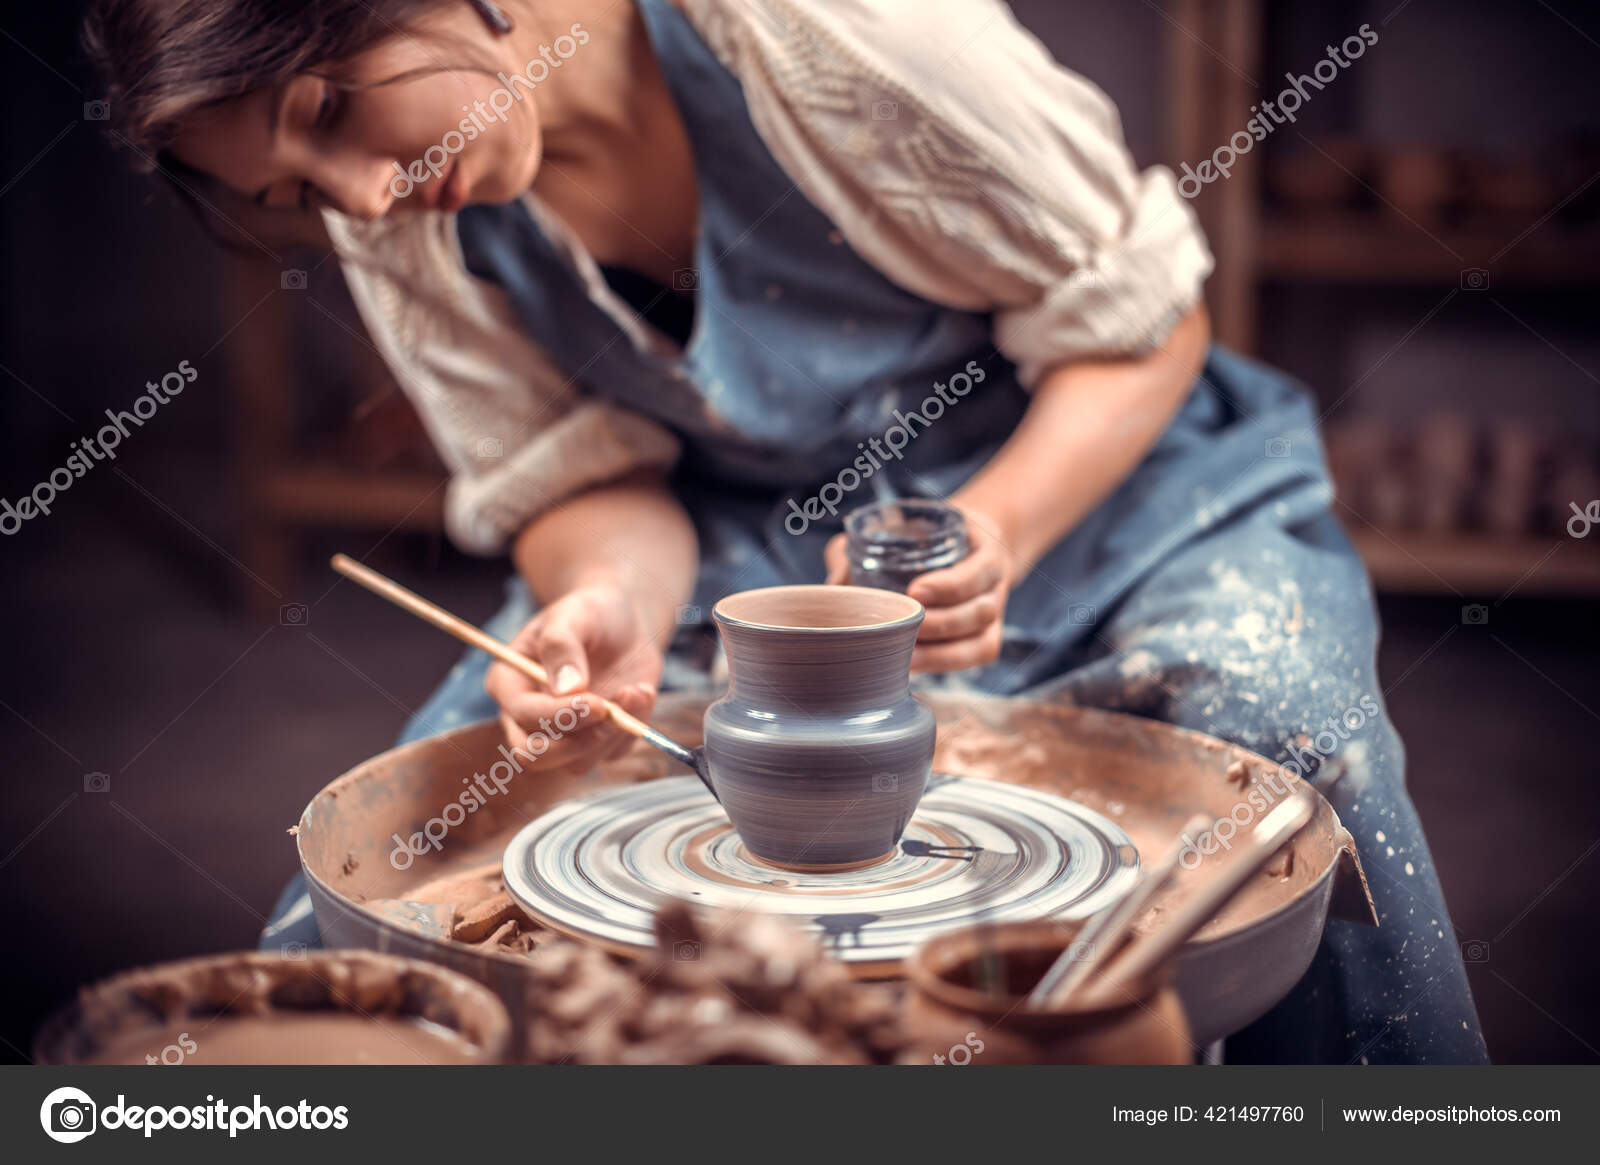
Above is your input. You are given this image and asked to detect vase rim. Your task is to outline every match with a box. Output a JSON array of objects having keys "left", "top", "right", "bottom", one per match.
[{"left": 713, "top": 584, "right": 923, "bottom": 634}]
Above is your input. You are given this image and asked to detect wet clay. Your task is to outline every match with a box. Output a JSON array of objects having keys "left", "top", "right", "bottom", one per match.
[
  {"left": 85, "top": 1015, "right": 481, "bottom": 1066},
  {"left": 408, "top": 861, "right": 554, "bottom": 954},
  {"left": 522, "top": 901, "right": 911, "bottom": 1064}
]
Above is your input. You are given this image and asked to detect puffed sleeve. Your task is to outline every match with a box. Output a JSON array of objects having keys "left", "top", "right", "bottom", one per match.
[
  {"left": 323, "top": 208, "right": 680, "bottom": 554},
  {"left": 681, "top": 0, "right": 1213, "bottom": 386}
]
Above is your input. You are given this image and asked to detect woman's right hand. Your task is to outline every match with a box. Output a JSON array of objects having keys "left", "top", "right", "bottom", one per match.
[{"left": 484, "top": 584, "right": 665, "bottom": 774}]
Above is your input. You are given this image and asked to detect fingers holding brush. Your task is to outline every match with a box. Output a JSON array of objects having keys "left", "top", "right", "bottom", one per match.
[
  {"left": 486, "top": 584, "right": 665, "bottom": 768},
  {"left": 329, "top": 554, "right": 675, "bottom": 779}
]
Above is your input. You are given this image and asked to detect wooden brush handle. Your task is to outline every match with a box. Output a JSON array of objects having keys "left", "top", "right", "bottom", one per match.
[
  {"left": 1083, "top": 794, "right": 1315, "bottom": 1005},
  {"left": 329, "top": 554, "right": 655, "bottom": 741},
  {"left": 1029, "top": 812, "right": 1213, "bottom": 1010}
]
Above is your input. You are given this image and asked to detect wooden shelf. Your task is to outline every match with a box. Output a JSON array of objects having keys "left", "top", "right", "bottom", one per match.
[
  {"left": 1258, "top": 214, "right": 1600, "bottom": 286},
  {"left": 255, "top": 465, "right": 446, "bottom": 530},
  {"left": 1349, "top": 529, "right": 1600, "bottom": 596}
]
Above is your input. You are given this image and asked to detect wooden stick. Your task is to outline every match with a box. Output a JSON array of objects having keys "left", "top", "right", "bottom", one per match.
[
  {"left": 1080, "top": 794, "right": 1316, "bottom": 1007},
  {"left": 329, "top": 554, "right": 657, "bottom": 742},
  {"left": 1024, "top": 883, "right": 1137, "bottom": 1010},
  {"left": 1028, "top": 812, "right": 1213, "bottom": 1010}
]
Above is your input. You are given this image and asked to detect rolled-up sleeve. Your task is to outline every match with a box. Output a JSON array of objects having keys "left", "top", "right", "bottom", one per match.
[
  {"left": 324, "top": 209, "right": 680, "bottom": 554},
  {"left": 993, "top": 166, "right": 1214, "bottom": 385},
  {"left": 684, "top": 0, "right": 1213, "bottom": 387}
]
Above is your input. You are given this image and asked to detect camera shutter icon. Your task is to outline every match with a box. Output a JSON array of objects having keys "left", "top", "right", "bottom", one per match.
[{"left": 40, "top": 1087, "right": 98, "bottom": 1144}]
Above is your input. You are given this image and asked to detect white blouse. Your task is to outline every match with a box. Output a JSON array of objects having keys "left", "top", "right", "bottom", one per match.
[{"left": 325, "top": 0, "right": 1212, "bottom": 554}]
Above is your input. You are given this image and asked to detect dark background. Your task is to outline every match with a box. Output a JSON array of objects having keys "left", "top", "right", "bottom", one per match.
[{"left": 3, "top": 1, "right": 1598, "bottom": 1064}]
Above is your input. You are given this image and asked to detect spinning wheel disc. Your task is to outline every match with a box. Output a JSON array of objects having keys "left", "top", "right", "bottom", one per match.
[{"left": 503, "top": 774, "right": 1140, "bottom": 974}]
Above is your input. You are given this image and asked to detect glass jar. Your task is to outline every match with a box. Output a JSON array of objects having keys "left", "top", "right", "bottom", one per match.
[{"left": 844, "top": 499, "right": 970, "bottom": 593}]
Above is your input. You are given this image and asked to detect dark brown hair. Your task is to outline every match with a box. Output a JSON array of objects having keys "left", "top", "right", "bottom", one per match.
[
  {"left": 83, "top": 0, "right": 455, "bottom": 166},
  {"left": 82, "top": 0, "right": 508, "bottom": 250}
]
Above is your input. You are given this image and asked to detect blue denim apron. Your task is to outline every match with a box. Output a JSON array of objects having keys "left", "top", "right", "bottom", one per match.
[
  {"left": 266, "top": 0, "right": 1487, "bottom": 1064},
  {"left": 451, "top": 0, "right": 1336, "bottom": 694}
]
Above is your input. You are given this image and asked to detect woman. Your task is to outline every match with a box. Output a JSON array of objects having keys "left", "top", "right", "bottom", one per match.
[{"left": 87, "top": 0, "right": 1485, "bottom": 1063}]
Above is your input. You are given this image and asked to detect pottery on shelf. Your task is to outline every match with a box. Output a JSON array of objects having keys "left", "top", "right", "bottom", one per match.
[
  {"left": 1267, "top": 137, "right": 1369, "bottom": 210},
  {"left": 1379, "top": 146, "right": 1456, "bottom": 224},
  {"left": 701, "top": 585, "right": 936, "bottom": 869}
]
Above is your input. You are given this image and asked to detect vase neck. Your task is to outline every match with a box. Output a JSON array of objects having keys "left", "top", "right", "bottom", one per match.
[{"left": 720, "top": 623, "right": 917, "bottom": 713}]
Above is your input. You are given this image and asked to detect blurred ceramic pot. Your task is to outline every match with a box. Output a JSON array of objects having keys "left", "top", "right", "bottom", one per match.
[
  {"left": 34, "top": 950, "right": 511, "bottom": 1066},
  {"left": 903, "top": 920, "right": 1192, "bottom": 1065}
]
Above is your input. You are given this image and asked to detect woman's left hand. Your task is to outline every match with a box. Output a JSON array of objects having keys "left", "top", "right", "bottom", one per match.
[{"left": 824, "top": 507, "right": 1015, "bottom": 672}]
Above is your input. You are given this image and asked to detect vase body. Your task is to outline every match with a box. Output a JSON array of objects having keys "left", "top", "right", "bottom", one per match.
[{"left": 704, "top": 585, "right": 935, "bottom": 869}]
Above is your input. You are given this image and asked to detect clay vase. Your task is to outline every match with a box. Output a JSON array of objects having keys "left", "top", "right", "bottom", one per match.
[
  {"left": 702, "top": 585, "right": 935, "bottom": 869},
  {"left": 902, "top": 920, "right": 1192, "bottom": 1065}
]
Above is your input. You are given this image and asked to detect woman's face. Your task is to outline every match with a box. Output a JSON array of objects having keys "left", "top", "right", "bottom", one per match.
[{"left": 171, "top": 6, "right": 548, "bottom": 221}]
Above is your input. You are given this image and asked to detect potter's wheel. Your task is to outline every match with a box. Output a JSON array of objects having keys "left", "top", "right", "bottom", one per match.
[
  {"left": 502, "top": 774, "right": 1140, "bottom": 975},
  {"left": 300, "top": 692, "right": 1371, "bottom": 1048}
]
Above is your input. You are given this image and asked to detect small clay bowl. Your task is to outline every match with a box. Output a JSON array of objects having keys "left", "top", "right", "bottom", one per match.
[
  {"left": 903, "top": 920, "right": 1193, "bottom": 1065},
  {"left": 34, "top": 950, "right": 511, "bottom": 1066}
]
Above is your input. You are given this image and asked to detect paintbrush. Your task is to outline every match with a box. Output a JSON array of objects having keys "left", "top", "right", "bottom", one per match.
[
  {"left": 973, "top": 912, "right": 1007, "bottom": 997},
  {"left": 329, "top": 554, "right": 709, "bottom": 780}
]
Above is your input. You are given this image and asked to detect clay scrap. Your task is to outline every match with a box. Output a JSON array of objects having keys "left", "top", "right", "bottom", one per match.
[{"left": 521, "top": 902, "right": 910, "bottom": 1065}]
